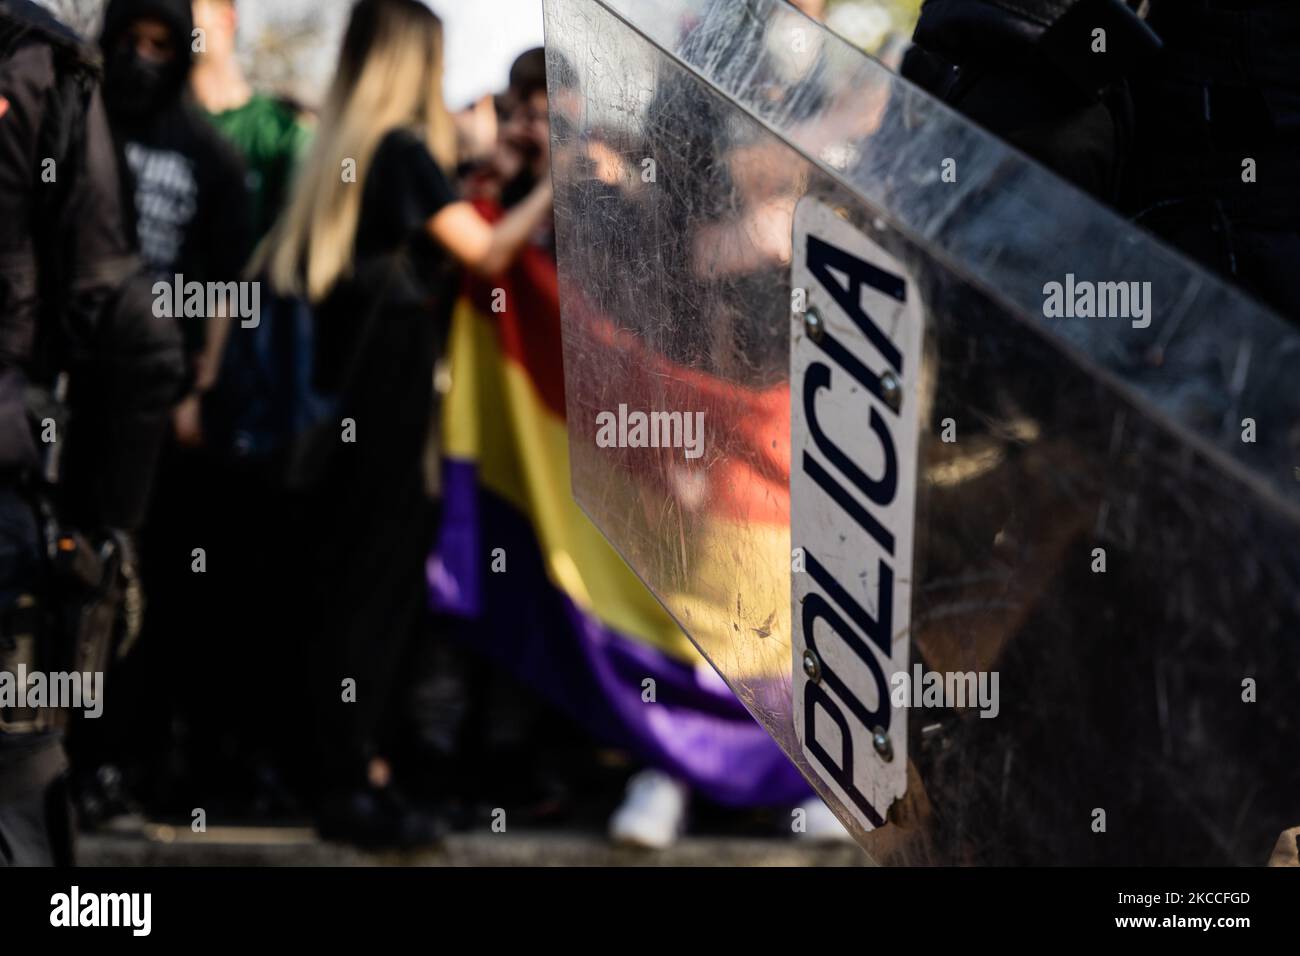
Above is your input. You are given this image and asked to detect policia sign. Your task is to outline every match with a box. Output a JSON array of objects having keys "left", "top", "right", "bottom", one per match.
[{"left": 791, "top": 198, "right": 923, "bottom": 831}]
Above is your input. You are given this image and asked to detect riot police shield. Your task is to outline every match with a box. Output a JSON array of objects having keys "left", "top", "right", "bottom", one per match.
[{"left": 544, "top": 0, "right": 1300, "bottom": 864}]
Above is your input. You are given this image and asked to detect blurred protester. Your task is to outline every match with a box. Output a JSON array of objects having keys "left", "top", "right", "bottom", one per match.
[
  {"left": 191, "top": 0, "right": 311, "bottom": 243},
  {"left": 407, "top": 48, "right": 572, "bottom": 831},
  {"left": 253, "top": 0, "right": 551, "bottom": 848},
  {"left": 0, "top": 0, "right": 185, "bottom": 863},
  {"left": 100, "top": 0, "right": 249, "bottom": 401},
  {"left": 74, "top": 0, "right": 251, "bottom": 822},
  {"left": 498, "top": 48, "right": 555, "bottom": 234},
  {"left": 452, "top": 92, "right": 498, "bottom": 179},
  {"left": 456, "top": 92, "right": 532, "bottom": 208},
  {"left": 181, "top": 0, "right": 315, "bottom": 816}
]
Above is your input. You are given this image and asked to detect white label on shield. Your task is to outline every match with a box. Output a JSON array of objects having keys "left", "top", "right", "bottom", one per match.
[{"left": 790, "top": 197, "right": 922, "bottom": 831}]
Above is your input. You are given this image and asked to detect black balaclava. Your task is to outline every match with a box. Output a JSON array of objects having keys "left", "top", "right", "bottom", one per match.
[{"left": 99, "top": 0, "right": 194, "bottom": 123}]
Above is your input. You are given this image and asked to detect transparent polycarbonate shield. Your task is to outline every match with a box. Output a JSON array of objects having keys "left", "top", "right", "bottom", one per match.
[{"left": 544, "top": 0, "right": 1300, "bottom": 863}]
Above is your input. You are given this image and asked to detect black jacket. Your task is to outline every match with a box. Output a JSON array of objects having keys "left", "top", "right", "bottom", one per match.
[
  {"left": 99, "top": 0, "right": 250, "bottom": 358},
  {"left": 0, "top": 0, "right": 184, "bottom": 527},
  {"left": 902, "top": 0, "right": 1159, "bottom": 198},
  {"left": 903, "top": 0, "right": 1300, "bottom": 317}
]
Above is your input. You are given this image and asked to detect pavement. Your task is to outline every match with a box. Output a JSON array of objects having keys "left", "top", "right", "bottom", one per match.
[{"left": 77, "top": 823, "right": 870, "bottom": 867}]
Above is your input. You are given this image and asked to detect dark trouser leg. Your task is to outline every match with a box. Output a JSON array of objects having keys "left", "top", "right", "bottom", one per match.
[
  {"left": 0, "top": 744, "right": 73, "bottom": 867},
  {"left": 0, "top": 486, "right": 72, "bottom": 864}
]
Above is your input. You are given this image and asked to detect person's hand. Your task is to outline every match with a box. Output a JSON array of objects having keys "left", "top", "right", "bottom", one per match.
[
  {"left": 748, "top": 195, "right": 797, "bottom": 265},
  {"left": 173, "top": 393, "right": 204, "bottom": 448},
  {"left": 584, "top": 139, "right": 623, "bottom": 186}
]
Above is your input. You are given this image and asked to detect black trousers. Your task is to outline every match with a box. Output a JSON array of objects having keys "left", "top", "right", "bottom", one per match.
[
  {"left": 0, "top": 484, "right": 73, "bottom": 865},
  {"left": 0, "top": 767, "right": 73, "bottom": 867},
  {"left": 305, "top": 305, "right": 440, "bottom": 791}
]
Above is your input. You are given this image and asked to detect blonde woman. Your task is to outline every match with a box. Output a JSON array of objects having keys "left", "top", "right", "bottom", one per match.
[{"left": 255, "top": 0, "right": 552, "bottom": 848}]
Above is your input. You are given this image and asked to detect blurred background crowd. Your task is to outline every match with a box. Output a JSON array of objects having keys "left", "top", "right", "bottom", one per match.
[{"left": 2, "top": 0, "right": 920, "bottom": 854}]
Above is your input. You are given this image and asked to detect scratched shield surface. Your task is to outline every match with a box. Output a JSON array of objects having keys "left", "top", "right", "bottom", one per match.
[{"left": 543, "top": 0, "right": 1300, "bottom": 864}]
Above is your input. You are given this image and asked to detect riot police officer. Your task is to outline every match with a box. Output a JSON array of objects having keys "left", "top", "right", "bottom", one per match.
[
  {"left": 902, "top": 0, "right": 1300, "bottom": 319},
  {"left": 0, "top": 0, "right": 184, "bottom": 865}
]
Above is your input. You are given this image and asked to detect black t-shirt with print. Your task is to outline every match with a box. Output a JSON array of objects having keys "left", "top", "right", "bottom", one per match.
[{"left": 117, "top": 97, "right": 251, "bottom": 356}]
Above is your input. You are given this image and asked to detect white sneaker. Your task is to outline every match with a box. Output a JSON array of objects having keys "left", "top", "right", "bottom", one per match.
[
  {"left": 608, "top": 769, "right": 690, "bottom": 849},
  {"left": 794, "top": 797, "right": 855, "bottom": 842}
]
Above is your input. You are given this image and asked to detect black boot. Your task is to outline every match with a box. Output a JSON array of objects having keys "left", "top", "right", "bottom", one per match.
[{"left": 315, "top": 782, "right": 446, "bottom": 851}]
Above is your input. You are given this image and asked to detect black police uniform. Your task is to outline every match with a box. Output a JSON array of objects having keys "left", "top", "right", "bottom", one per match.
[
  {"left": 0, "top": 0, "right": 184, "bottom": 865},
  {"left": 902, "top": 0, "right": 1300, "bottom": 320}
]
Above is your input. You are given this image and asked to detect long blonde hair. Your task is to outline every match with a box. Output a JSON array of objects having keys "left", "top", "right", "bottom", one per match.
[{"left": 254, "top": 0, "right": 457, "bottom": 301}]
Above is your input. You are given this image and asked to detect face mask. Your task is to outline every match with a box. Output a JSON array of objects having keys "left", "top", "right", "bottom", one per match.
[{"left": 104, "top": 47, "right": 172, "bottom": 120}]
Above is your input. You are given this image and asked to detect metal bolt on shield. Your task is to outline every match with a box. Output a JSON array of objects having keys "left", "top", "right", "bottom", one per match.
[
  {"left": 802, "top": 649, "right": 822, "bottom": 683},
  {"left": 804, "top": 307, "right": 825, "bottom": 343},
  {"left": 873, "top": 726, "right": 894, "bottom": 762},
  {"left": 880, "top": 370, "right": 902, "bottom": 412}
]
